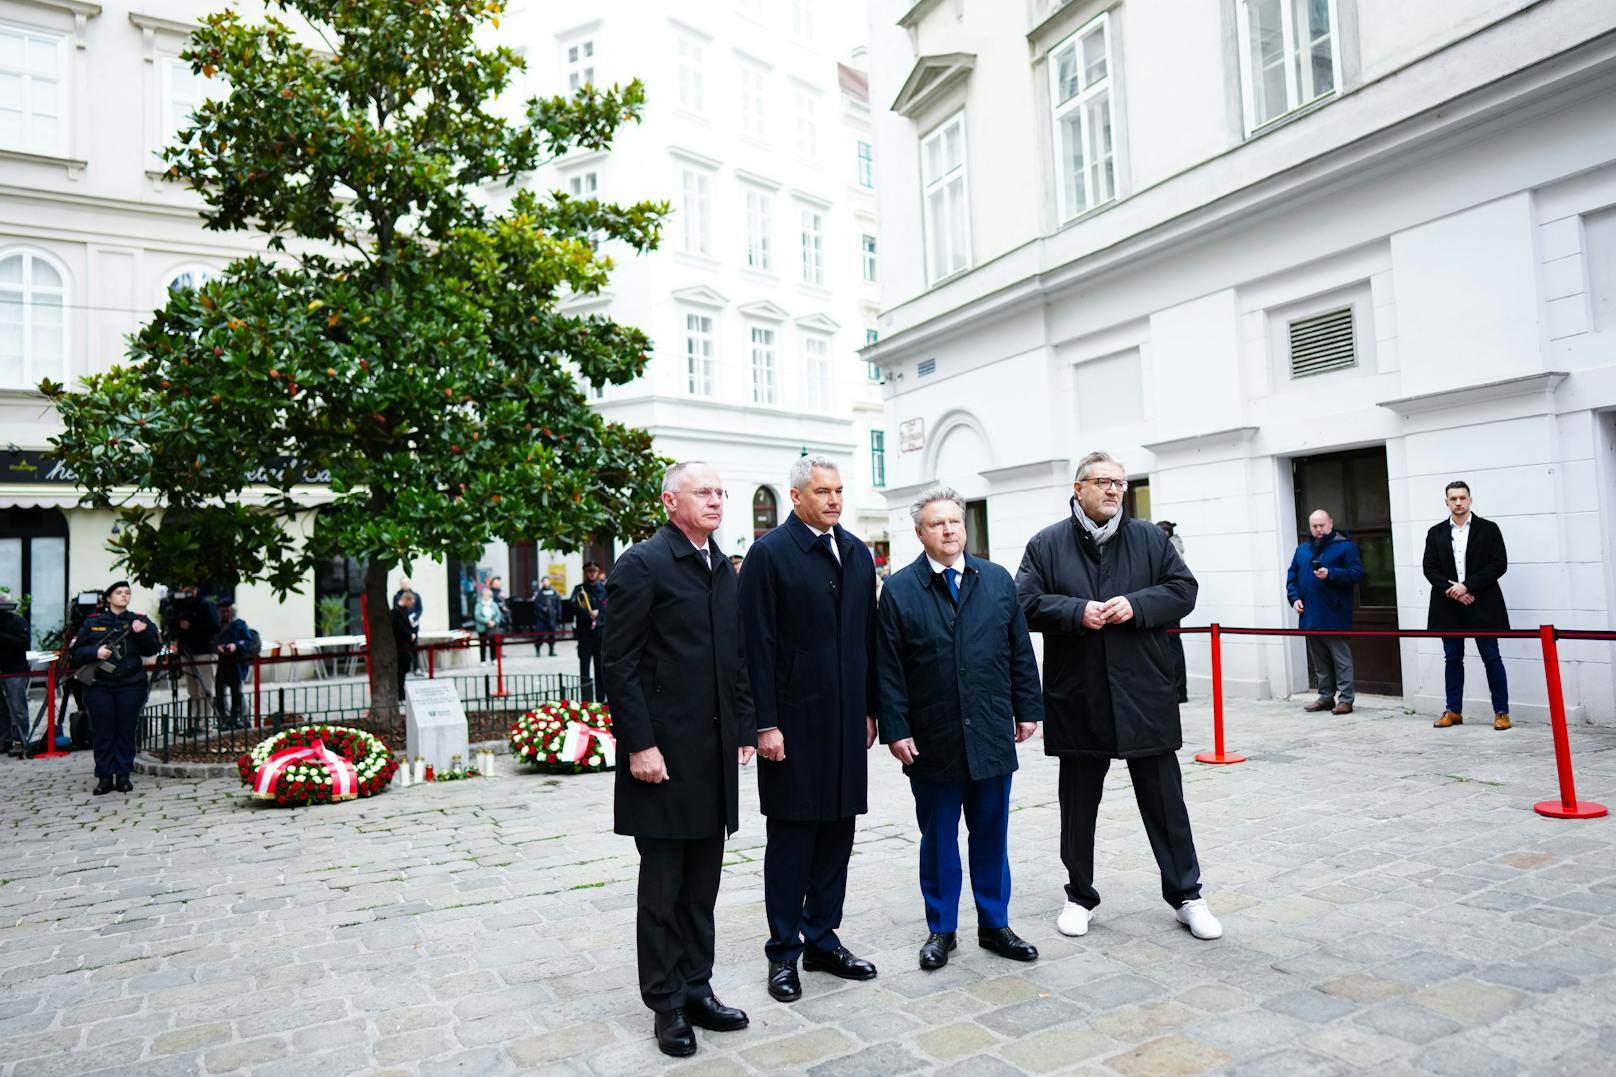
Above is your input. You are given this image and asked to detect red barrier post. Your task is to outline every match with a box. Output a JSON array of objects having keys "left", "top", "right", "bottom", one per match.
[
  {"left": 1533, "top": 625, "right": 1607, "bottom": 819},
  {"left": 491, "top": 634, "right": 510, "bottom": 698},
  {"left": 35, "top": 661, "right": 68, "bottom": 758},
  {"left": 1195, "top": 624, "right": 1245, "bottom": 765},
  {"left": 427, "top": 642, "right": 436, "bottom": 679},
  {"left": 252, "top": 652, "right": 262, "bottom": 729}
]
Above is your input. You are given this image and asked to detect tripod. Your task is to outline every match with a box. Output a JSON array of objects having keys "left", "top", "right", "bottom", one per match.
[{"left": 150, "top": 640, "right": 216, "bottom": 738}]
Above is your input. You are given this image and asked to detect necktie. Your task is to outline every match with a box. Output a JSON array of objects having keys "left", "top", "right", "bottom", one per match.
[
  {"left": 697, "top": 546, "right": 711, "bottom": 572},
  {"left": 943, "top": 567, "right": 960, "bottom": 604},
  {"left": 819, "top": 532, "right": 836, "bottom": 559}
]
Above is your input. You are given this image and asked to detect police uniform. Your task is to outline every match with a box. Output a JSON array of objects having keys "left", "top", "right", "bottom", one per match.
[{"left": 70, "top": 609, "right": 160, "bottom": 785}]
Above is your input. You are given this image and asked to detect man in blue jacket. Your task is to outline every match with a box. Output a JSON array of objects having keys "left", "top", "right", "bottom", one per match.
[
  {"left": 1285, "top": 509, "right": 1365, "bottom": 715},
  {"left": 876, "top": 486, "right": 1043, "bottom": 970}
]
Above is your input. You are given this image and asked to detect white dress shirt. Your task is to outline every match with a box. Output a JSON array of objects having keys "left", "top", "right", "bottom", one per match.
[
  {"left": 806, "top": 523, "right": 840, "bottom": 563},
  {"left": 1450, "top": 518, "right": 1470, "bottom": 584},
  {"left": 925, "top": 553, "right": 966, "bottom": 577}
]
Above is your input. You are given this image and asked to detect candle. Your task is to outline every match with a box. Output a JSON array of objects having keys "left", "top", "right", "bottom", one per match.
[
  {"left": 395, "top": 760, "right": 411, "bottom": 787},
  {"left": 424, "top": 763, "right": 434, "bottom": 782},
  {"left": 413, "top": 756, "right": 426, "bottom": 784}
]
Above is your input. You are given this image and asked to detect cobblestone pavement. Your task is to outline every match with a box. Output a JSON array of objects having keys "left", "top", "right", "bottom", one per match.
[{"left": 3, "top": 694, "right": 1615, "bottom": 1076}]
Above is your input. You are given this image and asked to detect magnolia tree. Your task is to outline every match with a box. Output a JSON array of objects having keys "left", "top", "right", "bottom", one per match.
[{"left": 46, "top": 0, "right": 668, "bottom": 712}]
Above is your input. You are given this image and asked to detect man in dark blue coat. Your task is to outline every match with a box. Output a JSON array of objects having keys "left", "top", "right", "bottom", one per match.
[
  {"left": 1285, "top": 509, "right": 1365, "bottom": 715},
  {"left": 876, "top": 486, "right": 1044, "bottom": 971},
  {"left": 739, "top": 455, "right": 879, "bottom": 1003}
]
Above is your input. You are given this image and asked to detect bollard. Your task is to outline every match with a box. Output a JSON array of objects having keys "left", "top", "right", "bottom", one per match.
[
  {"left": 427, "top": 643, "right": 436, "bottom": 679},
  {"left": 1194, "top": 624, "right": 1245, "bottom": 765},
  {"left": 1533, "top": 625, "right": 1607, "bottom": 819},
  {"left": 35, "top": 662, "right": 69, "bottom": 758},
  {"left": 491, "top": 634, "right": 510, "bottom": 698}
]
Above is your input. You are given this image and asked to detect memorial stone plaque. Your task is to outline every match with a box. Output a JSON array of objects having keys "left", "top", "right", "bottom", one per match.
[{"left": 405, "top": 680, "right": 469, "bottom": 772}]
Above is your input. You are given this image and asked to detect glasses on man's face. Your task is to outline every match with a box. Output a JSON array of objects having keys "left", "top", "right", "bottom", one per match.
[
  {"left": 1083, "top": 477, "right": 1128, "bottom": 492},
  {"left": 687, "top": 487, "right": 729, "bottom": 501}
]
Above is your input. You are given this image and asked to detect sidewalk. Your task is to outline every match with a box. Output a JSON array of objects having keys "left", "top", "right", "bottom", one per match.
[{"left": 1, "top": 693, "right": 1613, "bottom": 1075}]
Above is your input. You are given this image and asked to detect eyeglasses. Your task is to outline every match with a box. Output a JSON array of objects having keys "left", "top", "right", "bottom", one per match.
[
  {"left": 687, "top": 487, "right": 729, "bottom": 501},
  {"left": 1082, "top": 477, "right": 1128, "bottom": 491}
]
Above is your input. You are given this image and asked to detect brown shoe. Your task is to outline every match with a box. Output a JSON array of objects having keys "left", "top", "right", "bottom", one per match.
[
  {"left": 1331, "top": 703, "right": 1353, "bottom": 715},
  {"left": 1494, "top": 713, "right": 1511, "bottom": 731},
  {"left": 1433, "top": 711, "right": 1463, "bottom": 728},
  {"left": 1302, "top": 699, "right": 1333, "bottom": 713}
]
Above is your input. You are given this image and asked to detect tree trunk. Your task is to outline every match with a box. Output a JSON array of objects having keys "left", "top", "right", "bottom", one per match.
[{"left": 365, "top": 558, "right": 399, "bottom": 717}]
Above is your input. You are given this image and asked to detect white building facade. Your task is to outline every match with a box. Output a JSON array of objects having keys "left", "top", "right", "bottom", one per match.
[
  {"left": 866, "top": 0, "right": 1616, "bottom": 724},
  {"left": 492, "top": 0, "right": 890, "bottom": 594}
]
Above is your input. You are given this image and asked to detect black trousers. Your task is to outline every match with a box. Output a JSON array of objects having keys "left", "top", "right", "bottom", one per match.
[
  {"left": 214, "top": 667, "right": 244, "bottom": 723},
  {"left": 1058, "top": 753, "right": 1202, "bottom": 910},
  {"left": 577, "top": 634, "right": 605, "bottom": 702},
  {"left": 635, "top": 833, "right": 724, "bottom": 1012},
  {"left": 87, "top": 681, "right": 146, "bottom": 777},
  {"left": 764, "top": 816, "right": 856, "bottom": 962}
]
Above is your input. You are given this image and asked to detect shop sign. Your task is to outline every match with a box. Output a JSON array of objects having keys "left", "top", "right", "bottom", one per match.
[
  {"left": 0, "top": 449, "right": 331, "bottom": 486},
  {"left": 899, "top": 418, "right": 925, "bottom": 453}
]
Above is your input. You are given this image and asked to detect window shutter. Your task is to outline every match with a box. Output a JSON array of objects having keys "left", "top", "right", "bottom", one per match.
[{"left": 1288, "top": 307, "right": 1355, "bottom": 378}]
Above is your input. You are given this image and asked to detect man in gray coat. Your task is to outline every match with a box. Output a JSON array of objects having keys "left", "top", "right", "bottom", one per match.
[{"left": 1016, "top": 452, "right": 1222, "bottom": 941}]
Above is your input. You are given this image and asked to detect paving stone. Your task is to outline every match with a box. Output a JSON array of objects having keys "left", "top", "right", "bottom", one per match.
[
  {"left": 1222, "top": 1047, "right": 1351, "bottom": 1077},
  {"left": 1353, "top": 1001, "right": 1463, "bottom": 1045},
  {"left": 738, "top": 1027, "right": 853, "bottom": 1069},
  {"left": 201, "top": 1036, "right": 287, "bottom": 1073},
  {"left": 151, "top": 1022, "right": 233, "bottom": 1056},
  {"left": 1410, "top": 978, "right": 1527, "bottom": 1024},
  {"left": 1105, "top": 1034, "right": 1232, "bottom": 1077},
  {"left": 1300, "top": 1024, "right": 1408, "bottom": 1068},
  {"left": 804, "top": 1040, "right": 928, "bottom": 1076},
  {"left": 975, "top": 994, "right": 1078, "bottom": 1037},
  {"left": 912, "top": 1020, "right": 998, "bottom": 1060},
  {"left": 1410, "top": 1038, "right": 1522, "bottom": 1077},
  {"left": 1261, "top": 987, "right": 1357, "bottom": 1023}
]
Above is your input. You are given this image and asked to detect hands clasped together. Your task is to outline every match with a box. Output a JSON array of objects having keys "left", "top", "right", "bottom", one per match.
[{"left": 1081, "top": 595, "right": 1134, "bottom": 630}]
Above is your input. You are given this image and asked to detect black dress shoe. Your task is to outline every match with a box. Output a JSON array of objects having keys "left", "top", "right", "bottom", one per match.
[
  {"left": 114, "top": 774, "right": 133, "bottom": 793},
  {"left": 802, "top": 945, "right": 878, "bottom": 980},
  {"left": 653, "top": 1008, "right": 696, "bottom": 1058},
  {"left": 978, "top": 926, "right": 1038, "bottom": 962},
  {"left": 93, "top": 776, "right": 114, "bottom": 796},
  {"left": 919, "top": 931, "right": 957, "bottom": 970},
  {"left": 686, "top": 993, "right": 748, "bottom": 1031},
  {"left": 767, "top": 960, "right": 801, "bottom": 1002}
]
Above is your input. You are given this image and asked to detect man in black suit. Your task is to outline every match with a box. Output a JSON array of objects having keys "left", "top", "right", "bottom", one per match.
[
  {"left": 571, "top": 562, "right": 607, "bottom": 702},
  {"left": 1423, "top": 480, "right": 1512, "bottom": 730},
  {"left": 739, "top": 454, "right": 880, "bottom": 1003},
  {"left": 605, "top": 461, "right": 757, "bottom": 1059}
]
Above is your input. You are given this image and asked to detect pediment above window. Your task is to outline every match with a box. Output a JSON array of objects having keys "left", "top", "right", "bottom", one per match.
[
  {"left": 738, "top": 300, "right": 789, "bottom": 322},
  {"left": 891, "top": 53, "right": 975, "bottom": 118},
  {"left": 671, "top": 285, "right": 729, "bottom": 309}
]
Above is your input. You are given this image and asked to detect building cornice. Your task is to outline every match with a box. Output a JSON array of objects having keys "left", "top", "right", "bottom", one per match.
[
  {"left": 1140, "top": 426, "right": 1258, "bottom": 456},
  {"left": 13, "top": 0, "right": 100, "bottom": 47},
  {"left": 1376, "top": 372, "right": 1568, "bottom": 418}
]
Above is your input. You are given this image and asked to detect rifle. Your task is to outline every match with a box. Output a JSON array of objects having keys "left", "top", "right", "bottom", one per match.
[{"left": 73, "top": 620, "right": 137, "bottom": 687}]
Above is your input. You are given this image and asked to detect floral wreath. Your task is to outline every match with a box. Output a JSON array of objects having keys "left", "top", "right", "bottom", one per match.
[
  {"left": 236, "top": 725, "right": 399, "bottom": 807},
  {"left": 509, "top": 701, "right": 615, "bottom": 772}
]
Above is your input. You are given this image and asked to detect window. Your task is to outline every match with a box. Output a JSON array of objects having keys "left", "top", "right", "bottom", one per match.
[
  {"left": 870, "top": 431, "right": 886, "bottom": 488},
  {"left": 799, "top": 208, "right": 824, "bottom": 286},
  {"left": 0, "top": 251, "right": 65, "bottom": 389},
  {"left": 1237, "top": 0, "right": 1338, "bottom": 131},
  {"left": 792, "top": 2, "right": 814, "bottom": 39},
  {"left": 802, "top": 333, "right": 830, "bottom": 411},
  {"left": 161, "top": 55, "right": 210, "bottom": 153},
  {"left": 857, "top": 140, "right": 874, "bottom": 187},
  {"left": 684, "top": 312, "right": 715, "bottom": 396},
  {"left": 568, "top": 171, "right": 598, "bottom": 198},
  {"left": 0, "top": 507, "right": 67, "bottom": 648},
  {"left": 1049, "top": 14, "right": 1117, "bottom": 221},
  {"left": 0, "top": 26, "right": 67, "bottom": 156},
  {"left": 749, "top": 325, "right": 776, "bottom": 404},
  {"left": 745, "top": 189, "right": 773, "bottom": 271},
  {"left": 676, "top": 36, "right": 705, "bottom": 114},
  {"left": 965, "top": 499, "right": 990, "bottom": 559},
  {"left": 861, "top": 234, "right": 877, "bottom": 283},
  {"left": 795, "top": 91, "right": 818, "bottom": 158},
  {"left": 921, "top": 112, "right": 970, "bottom": 283},
  {"left": 740, "top": 64, "right": 767, "bottom": 139},
  {"left": 865, "top": 328, "right": 881, "bottom": 381},
  {"left": 565, "top": 38, "right": 596, "bottom": 93},
  {"left": 680, "top": 168, "right": 711, "bottom": 256},
  {"left": 752, "top": 486, "right": 778, "bottom": 538}
]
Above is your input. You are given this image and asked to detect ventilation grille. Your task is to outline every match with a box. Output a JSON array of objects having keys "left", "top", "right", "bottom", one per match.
[
  {"left": 1288, "top": 307, "right": 1355, "bottom": 378},
  {"left": 917, "top": 358, "right": 937, "bottom": 377}
]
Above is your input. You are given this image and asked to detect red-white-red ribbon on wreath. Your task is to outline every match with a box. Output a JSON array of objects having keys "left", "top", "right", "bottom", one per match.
[
  {"left": 252, "top": 738, "right": 359, "bottom": 801},
  {"left": 560, "top": 720, "right": 617, "bottom": 768}
]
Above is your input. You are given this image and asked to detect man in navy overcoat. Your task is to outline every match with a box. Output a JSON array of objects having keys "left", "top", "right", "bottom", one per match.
[
  {"left": 739, "top": 454, "right": 880, "bottom": 1003},
  {"left": 875, "top": 486, "right": 1044, "bottom": 970}
]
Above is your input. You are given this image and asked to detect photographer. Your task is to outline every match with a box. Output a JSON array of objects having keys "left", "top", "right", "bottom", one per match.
[
  {"left": 0, "top": 593, "right": 28, "bottom": 756},
  {"left": 71, "top": 582, "right": 160, "bottom": 795},
  {"left": 213, "top": 601, "right": 256, "bottom": 730},
  {"left": 164, "top": 586, "right": 220, "bottom": 729}
]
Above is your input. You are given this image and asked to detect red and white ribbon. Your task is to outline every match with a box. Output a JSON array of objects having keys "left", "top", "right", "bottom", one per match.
[
  {"left": 252, "top": 738, "right": 359, "bottom": 801},
  {"left": 560, "top": 721, "right": 617, "bottom": 768}
]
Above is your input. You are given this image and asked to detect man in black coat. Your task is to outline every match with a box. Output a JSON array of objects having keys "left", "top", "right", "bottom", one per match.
[
  {"left": 1424, "top": 480, "right": 1512, "bottom": 730},
  {"left": 571, "top": 562, "right": 607, "bottom": 702},
  {"left": 0, "top": 594, "right": 31, "bottom": 756},
  {"left": 739, "top": 454, "right": 879, "bottom": 1003},
  {"left": 1017, "top": 452, "right": 1223, "bottom": 942},
  {"left": 532, "top": 577, "right": 563, "bottom": 656},
  {"left": 605, "top": 461, "right": 757, "bottom": 1058},
  {"left": 876, "top": 486, "right": 1044, "bottom": 971}
]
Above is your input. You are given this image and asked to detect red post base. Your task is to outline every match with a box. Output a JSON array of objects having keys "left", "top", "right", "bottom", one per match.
[
  {"left": 33, "top": 746, "right": 70, "bottom": 758},
  {"left": 1194, "top": 751, "right": 1245, "bottom": 765},
  {"left": 1534, "top": 799, "right": 1608, "bottom": 820}
]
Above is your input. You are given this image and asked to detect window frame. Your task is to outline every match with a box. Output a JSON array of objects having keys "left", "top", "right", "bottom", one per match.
[
  {"left": 739, "top": 61, "right": 768, "bottom": 141},
  {"left": 920, "top": 110, "right": 972, "bottom": 285},
  {"left": 563, "top": 36, "right": 597, "bottom": 94},
  {"left": 1235, "top": 0, "right": 1342, "bottom": 135},
  {"left": 0, "top": 22, "right": 69, "bottom": 158},
  {"left": 744, "top": 186, "right": 774, "bottom": 273},
  {"left": 675, "top": 34, "right": 706, "bottom": 115},
  {"left": 683, "top": 310, "right": 717, "bottom": 396},
  {"left": 1047, "top": 12, "right": 1118, "bottom": 223},
  {"left": 794, "top": 89, "right": 819, "bottom": 159},
  {"left": 158, "top": 52, "right": 211, "bottom": 164},
  {"left": 870, "top": 430, "right": 886, "bottom": 488},
  {"left": 856, "top": 140, "right": 874, "bottom": 188},
  {"left": 0, "top": 247, "right": 69, "bottom": 392},
  {"left": 864, "top": 327, "right": 882, "bottom": 382},
  {"left": 798, "top": 206, "right": 824, "bottom": 286},
  {"left": 748, "top": 324, "right": 777, "bottom": 405},
  {"left": 679, "top": 167, "right": 712, "bottom": 256},
  {"left": 801, "top": 331, "right": 830, "bottom": 412},
  {"left": 861, "top": 233, "right": 877, "bottom": 283}
]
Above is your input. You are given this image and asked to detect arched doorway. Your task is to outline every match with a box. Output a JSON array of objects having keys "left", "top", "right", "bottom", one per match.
[
  {"left": 752, "top": 486, "right": 779, "bottom": 539},
  {"left": 0, "top": 506, "right": 68, "bottom": 646}
]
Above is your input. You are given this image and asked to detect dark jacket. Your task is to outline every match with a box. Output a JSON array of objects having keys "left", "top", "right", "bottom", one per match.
[
  {"left": 875, "top": 553, "right": 1043, "bottom": 783},
  {"left": 1424, "top": 515, "right": 1510, "bottom": 631},
  {"left": 1285, "top": 530, "right": 1364, "bottom": 631},
  {"left": 571, "top": 580, "right": 606, "bottom": 636},
  {"left": 533, "top": 586, "right": 563, "bottom": 633},
  {"left": 70, "top": 610, "right": 160, "bottom": 687},
  {"left": 168, "top": 595, "right": 220, "bottom": 655},
  {"left": 739, "top": 513, "right": 878, "bottom": 820},
  {"left": 605, "top": 523, "right": 756, "bottom": 839},
  {"left": 0, "top": 609, "right": 29, "bottom": 675},
  {"left": 392, "top": 589, "right": 424, "bottom": 624},
  {"left": 1016, "top": 505, "right": 1198, "bottom": 758},
  {"left": 214, "top": 617, "right": 254, "bottom": 683},
  {"left": 390, "top": 606, "right": 416, "bottom": 653}
]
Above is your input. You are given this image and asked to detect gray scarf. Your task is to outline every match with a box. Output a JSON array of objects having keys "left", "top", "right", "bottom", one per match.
[{"left": 1072, "top": 496, "right": 1123, "bottom": 546}]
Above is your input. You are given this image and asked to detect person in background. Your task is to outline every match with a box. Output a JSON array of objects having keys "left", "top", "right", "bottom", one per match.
[
  {"left": 392, "top": 579, "right": 423, "bottom": 675},
  {"left": 212, "top": 600, "right": 255, "bottom": 730},
  {"left": 730, "top": 553, "right": 745, "bottom": 574},
  {"left": 72, "top": 581, "right": 160, "bottom": 795},
  {"left": 392, "top": 578, "right": 424, "bottom": 625},
  {"left": 1424, "top": 480, "right": 1512, "bottom": 731},
  {"left": 532, "top": 577, "right": 563, "bottom": 657},
  {"left": 0, "top": 593, "right": 30, "bottom": 757},
  {"left": 391, "top": 591, "right": 418, "bottom": 700},
  {"left": 1156, "top": 521, "right": 1190, "bottom": 705},
  {"left": 572, "top": 562, "right": 608, "bottom": 702},
  {"left": 1286, "top": 509, "right": 1365, "bottom": 716},
  {"left": 473, "top": 586, "right": 503, "bottom": 662}
]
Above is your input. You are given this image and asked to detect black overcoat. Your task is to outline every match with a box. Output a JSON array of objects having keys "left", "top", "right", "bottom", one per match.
[
  {"left": 605, "top": 523, "right": 756, "bottom": 839},
  {"left": 739, "top": 513, "right": 877, "bottom": 820},
  {"left": 1016, "top": 505, "right": 1197, "bottom": 758},
  {"left": 1423, "top": 515, "right": 1510, "bottom": 632},
  {"left": 875, "top": 553, "right": 1043, "bottom": 783}
]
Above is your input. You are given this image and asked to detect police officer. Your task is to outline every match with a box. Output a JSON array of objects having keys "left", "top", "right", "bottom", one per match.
[{"left": 71, "top": 581, "right": 159, "bottom": 795}]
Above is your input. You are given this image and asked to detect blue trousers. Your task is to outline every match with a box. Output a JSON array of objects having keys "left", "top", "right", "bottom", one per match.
[
  {"left": 910, "top": 773, "right": 1013, "bottom": 934},
  {"left": 1443, "top": 636, "right": 1509, "bottom": 715},
  {"left": 87, "top": 681, "right": 146, "bottom": 777},
  {"left": 764, "top": 816, "right": 855, "bottom": 962}
]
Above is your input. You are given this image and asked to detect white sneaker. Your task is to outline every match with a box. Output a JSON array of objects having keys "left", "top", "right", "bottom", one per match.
[
  {"left": 1056, "top": 901, "right": 1091, "bottom": 937},
  {"left": 1175, "top": 898, "right": 1223, "bottom": 940}
]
